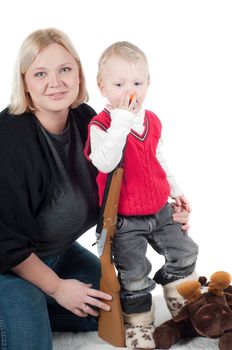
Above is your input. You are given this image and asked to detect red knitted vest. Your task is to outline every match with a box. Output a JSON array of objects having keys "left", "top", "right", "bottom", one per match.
[{"left": 85, "top": 109, "right": 170, "bottom": 215}]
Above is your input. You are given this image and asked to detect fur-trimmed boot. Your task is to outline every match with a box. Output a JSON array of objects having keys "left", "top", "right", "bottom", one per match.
[
  {"left": 163, "top": 272, "right": 198, "bottom": 317},
  {"left": 124, "top": 304, "right": 156, "bottom": 349}
]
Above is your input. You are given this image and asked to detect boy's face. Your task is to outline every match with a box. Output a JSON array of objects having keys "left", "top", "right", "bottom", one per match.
[{"left": 99, "top": 55, "right": 150, "bottom": 110}]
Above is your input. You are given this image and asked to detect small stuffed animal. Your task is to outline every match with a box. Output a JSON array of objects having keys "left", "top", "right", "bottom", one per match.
[{"left": 154, "top": 271, "right": 232, "bottom": 350}]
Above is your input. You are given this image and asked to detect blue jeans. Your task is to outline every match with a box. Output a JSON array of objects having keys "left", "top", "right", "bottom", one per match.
[
  {"left": 0, "top": 242, "right": 101, "bottom": 350},
  {"left": 113, "top": 203, "right": 199, "bottom": 314}
]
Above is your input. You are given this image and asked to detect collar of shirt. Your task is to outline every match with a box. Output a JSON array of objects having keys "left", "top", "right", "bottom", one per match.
[{"left": 132, "top": 108, "right": 145, "bottom": 134}]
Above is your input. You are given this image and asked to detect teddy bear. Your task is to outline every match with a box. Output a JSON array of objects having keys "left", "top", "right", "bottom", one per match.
[{"left": 154, "top": 271, "right": 232, "bottom": 350}]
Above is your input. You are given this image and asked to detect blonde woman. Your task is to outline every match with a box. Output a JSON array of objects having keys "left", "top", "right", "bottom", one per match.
[{"left": 0, "top": 28, "right": 112, "bottom": 350}]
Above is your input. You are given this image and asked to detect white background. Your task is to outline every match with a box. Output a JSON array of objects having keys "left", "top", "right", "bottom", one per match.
[{"left": 1, "top": 0, "right": 231, "bottom": 281}]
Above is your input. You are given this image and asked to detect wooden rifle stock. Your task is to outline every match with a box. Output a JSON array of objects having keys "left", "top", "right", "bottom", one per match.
[{"left": 97, "top": 166, "right": 125, "bottom": 347}]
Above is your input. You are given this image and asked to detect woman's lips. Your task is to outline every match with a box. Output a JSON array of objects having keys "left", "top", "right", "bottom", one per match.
[{"left": 47, "top": 92, "right": 67, "bottom": 100}]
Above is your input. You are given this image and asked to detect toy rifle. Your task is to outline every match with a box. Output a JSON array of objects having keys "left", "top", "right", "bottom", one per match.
[{"left": 95, "top": 163, "right": 125, "bottom": 347}]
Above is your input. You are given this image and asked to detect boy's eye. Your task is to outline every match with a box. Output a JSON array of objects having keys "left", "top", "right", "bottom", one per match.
[
  {"left": 114, "top": 83, "right": 122, "bottom": 87},
  {"left": 134, "top": 82, "right": 142, "bottom": 86}
]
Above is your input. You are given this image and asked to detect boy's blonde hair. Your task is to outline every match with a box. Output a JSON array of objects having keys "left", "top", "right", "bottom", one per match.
[
  {"left": 97, "top": 41, "right": 150, "bottom": 84},
  {"left": 9, "top": 28, "right": 88, "bottom": 115}
]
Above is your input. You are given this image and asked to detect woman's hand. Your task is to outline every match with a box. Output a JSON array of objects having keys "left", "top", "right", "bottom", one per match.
[
  {"left": 52, "top": 278, "right": 112, "bottom": 317},
  {"left": 174, "top": 194, "right": 191, "bottom": 212},
  {"left": 172, "top": 201, "right": 191, "bottom": 231},
  {"left": 12, "top": 253, "right": 111, "bottom": 318}
]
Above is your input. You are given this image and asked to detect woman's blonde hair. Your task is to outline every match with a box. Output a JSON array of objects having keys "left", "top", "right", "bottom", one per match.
[
  {"left": 97, "top": 41, "right": 150, "bottom": 84},
  {"left": 9, "top": 28, "right": 88, "bottom": 115}
]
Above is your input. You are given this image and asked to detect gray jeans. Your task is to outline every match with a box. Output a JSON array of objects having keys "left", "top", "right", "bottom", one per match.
[{"left": 112, "top": 203, "right": 199, "bottom": 314}]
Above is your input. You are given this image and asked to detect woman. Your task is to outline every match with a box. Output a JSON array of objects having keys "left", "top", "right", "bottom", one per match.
[{"left": 0, "top": 28, "right": 190, "bottom": 350}]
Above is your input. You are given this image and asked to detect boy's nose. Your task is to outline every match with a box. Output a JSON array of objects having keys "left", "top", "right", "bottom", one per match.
[{"left": 124, "top": 84, "right": 135, "bottom": 94}]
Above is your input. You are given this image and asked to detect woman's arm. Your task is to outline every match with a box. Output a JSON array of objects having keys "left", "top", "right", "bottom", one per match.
[
  {"left": 172, "top": 203, "right": 190, "bottom": 231},
  {"left": 12, "top": 253, "right": 112, "bottom": 317}
]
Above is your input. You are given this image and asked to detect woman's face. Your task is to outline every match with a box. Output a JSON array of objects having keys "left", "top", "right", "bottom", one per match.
[{"left": 24, "top": 43, "right": 80, "bottom": 116}]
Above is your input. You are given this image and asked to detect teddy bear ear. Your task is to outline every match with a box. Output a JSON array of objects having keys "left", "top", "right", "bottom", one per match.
[
  {"left": 210, "top": 271, "right": 231, "bottom": 286},
  {"left": 177, "top": 280, "right": 202, "bottom": 303},
  {"left": 209, "top": 271, "right": 232, "bottom": 296}
]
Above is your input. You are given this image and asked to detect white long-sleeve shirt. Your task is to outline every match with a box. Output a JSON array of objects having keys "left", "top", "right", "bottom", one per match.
[{"left": 89, "top": 107, "right": 182, "bottom": 198}]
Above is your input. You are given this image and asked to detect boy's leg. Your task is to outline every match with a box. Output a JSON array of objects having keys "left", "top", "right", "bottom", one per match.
[
  {"left": 46, "top": 242, "right": 101, "bottom": 332},
  {"left": 148, "top": 203, "right": 199, "bottom": 317},
  {"left": 113, "top": 216, "right": 156, "bottom": 349},
  {"left": 123, "top": 304, "right": 156, "bottom": 349},
  {"left": 0, "top": 272, "right": 52, "bottom": 350}
]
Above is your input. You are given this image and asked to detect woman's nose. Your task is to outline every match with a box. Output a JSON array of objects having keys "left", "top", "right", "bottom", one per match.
[{"left": 49, "top": 72, "right": 61, "bottom": 88}]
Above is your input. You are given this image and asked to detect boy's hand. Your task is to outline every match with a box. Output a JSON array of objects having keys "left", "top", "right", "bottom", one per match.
[{"left": 118, "top": 92, "right": 140, "bottom": 113}]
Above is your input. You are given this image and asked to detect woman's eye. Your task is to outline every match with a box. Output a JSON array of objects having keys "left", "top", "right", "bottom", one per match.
[
  {"left": 61, "top": 67, "right": 71, "bottom": 73},
  {"left": 35, "top": 72, "right": 46, "bottom": 78}
]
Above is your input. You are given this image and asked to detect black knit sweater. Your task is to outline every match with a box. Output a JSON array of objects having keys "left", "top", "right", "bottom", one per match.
[{"left": 0, "top": 104, "right": 98, "bottom": 273}]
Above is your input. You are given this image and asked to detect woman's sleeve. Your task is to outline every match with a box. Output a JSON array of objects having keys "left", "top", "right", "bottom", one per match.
[{"left": 0, "top": 136, "right": 38, "bottom": 273}]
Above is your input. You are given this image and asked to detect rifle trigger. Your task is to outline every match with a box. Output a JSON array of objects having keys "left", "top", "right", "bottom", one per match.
[
  {"left": 96, "top": 229, "right": 107, "bottom": 257},
  {"left": 92, "top": 231, "right": 101, "bottom": 247}
]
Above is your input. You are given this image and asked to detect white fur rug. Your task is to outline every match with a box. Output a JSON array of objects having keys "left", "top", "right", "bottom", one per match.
[{"left": 53, "top": 295, "right": 219, "bottom": 350}]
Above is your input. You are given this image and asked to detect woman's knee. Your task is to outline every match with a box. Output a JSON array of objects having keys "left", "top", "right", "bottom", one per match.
[
  {"left": 0, "top": 273, "right": 52, "bottom": 350},
  {"left": 0, "top": 273, "right": 44, "bottom": 308},
  {"left": 56, "top": 243, "right": 101, "bottom": 289}
]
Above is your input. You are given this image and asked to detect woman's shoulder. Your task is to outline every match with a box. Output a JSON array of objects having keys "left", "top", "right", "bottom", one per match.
[
  {"left": 0, "top": 108, "right": 37, "bottom": 152},
  {"left": 70, "top": 103, "right": 97, "bottom": 144},
  {"left": 71, "top": 103, "right": 97, "bottom": 123},
  {"left": 0, "top": 108, "right": 34, "bottom": 129}
]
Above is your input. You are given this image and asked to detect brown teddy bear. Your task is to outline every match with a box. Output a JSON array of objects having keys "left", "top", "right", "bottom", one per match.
[{"left": 154, "top": 271, "right": 232, "bottom": 350}]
